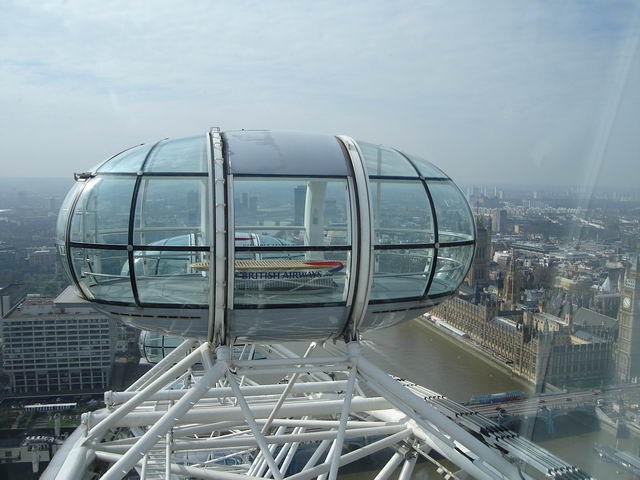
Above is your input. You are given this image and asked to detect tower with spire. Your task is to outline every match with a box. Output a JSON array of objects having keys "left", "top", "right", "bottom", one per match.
[
  {"left": 466, "top": 214, "right": 491, "bottom": 288},
  {"left": 616, "top": 250, "right": 640, "bottom": 382},
  {"left": 503, "top": 249, "right": 522, "bottom": 310}
]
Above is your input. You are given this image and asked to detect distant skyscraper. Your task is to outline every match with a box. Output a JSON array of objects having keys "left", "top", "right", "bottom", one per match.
[
  {"left": 490, "top": 208, "right": 508, "bottom": 234},
  {"left": 48, "top": 196, "right": 58, "bottom": 212},
  {"left": 616, "top": 253, "right": 640, "bottom": 382}
]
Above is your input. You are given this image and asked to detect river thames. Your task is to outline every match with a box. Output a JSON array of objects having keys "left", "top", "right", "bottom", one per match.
[{"left": 359, "top": 319, "right": 640, "bottom": 479}]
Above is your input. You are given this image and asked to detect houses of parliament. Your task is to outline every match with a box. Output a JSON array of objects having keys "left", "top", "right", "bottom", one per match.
[{"left": 430, "top": 215, "right": 640, "bottom": 390}]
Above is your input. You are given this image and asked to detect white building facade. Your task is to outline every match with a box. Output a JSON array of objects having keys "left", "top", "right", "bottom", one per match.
[{"left": 1, "top": 292, "right": 115, "bottom": 394}]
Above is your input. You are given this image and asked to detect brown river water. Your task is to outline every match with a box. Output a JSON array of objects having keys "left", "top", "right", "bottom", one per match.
[{"left": 349, "top": 319, "right": 640, "bottom": 479}]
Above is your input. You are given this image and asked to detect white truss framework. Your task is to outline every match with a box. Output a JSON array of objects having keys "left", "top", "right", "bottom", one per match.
[{"left": 43, "top": 340, "right": 592, "bottom": 480}]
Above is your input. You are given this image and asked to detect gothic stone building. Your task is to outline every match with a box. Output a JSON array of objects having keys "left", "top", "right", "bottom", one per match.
[{"left": 431, "top": 296, "right": 614, "bottom": 390}]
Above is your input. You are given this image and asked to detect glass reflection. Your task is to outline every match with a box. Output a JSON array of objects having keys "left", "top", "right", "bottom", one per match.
[
  {"left": 430, "top": 245, "right": 474, "bottom": 295},
  {"left": 132, "top": 250, "right": 210, "bottom": 305},
  {"left": 371, "top": 249, "right": 433, "bottom": 300},
  {"left": 97, "top": 144, "right": 154, "bottom": 173},
  {"left": 71, "top": 247, "right": 134, "bottom": 302},
  {"left": 234, "top": 250, "right": 350, "bottom": 305},
  {"left": 56, "top": 182, "right": 82, "bottom": 243},
  {"left": 234, "top": 178, "right": 350, "bottom": 246},
  {"left": 139, "top": 331, "right": 265, "bottom": 364},
  {"left": 404, "top": 153, "right": 448, "bottom": 179},
  {"left": 357, "top": 141, "right": 417, "bottom": 177},
  {"left": 70, "top": 177, "right": 137, "bottom": 244},
  {"left": 370, "top": 180, "right": 434, "bottom": 245},
  {"left": 428, "top": 180, "right": 474, "bottom": 242},
  {"left": 133, "top": 177, "right": 209, "bottom": 245},
  {"left": 144, "top": 136, "right": 207, "bottom": 172}
]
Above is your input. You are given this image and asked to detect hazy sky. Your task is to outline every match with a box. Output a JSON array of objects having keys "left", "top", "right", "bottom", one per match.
[{"left": 1, "top": 1, "right": 638, "bottom": 187}]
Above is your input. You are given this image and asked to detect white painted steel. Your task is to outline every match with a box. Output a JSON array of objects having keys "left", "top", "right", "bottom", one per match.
[
  {"left": 373, "top": 452, "right": 404, "bottom": 480},
  {"left": 140, "top": 453, "right": 147, "bottom": 480},
  {"left": 302, "top": 437, "right": 332, "bottom": 470},
  {"left": 227, "top": 371, "right": 284, "bottom": 480},
  {"left": 260, "top": 342, "right": 316, "bottom": 434},
  {"left": 234, "top": 365, "right": 350, "bottom": 376},
  {"left": 277, "top": 419, "right": 306, "bottom": 477},
  {"left": 232, "top": 354, "right": 345, "bottom": 368},
  {"left": 210, "top": 130, "right": 227, "bottom": 345},
  {"left": 123, "top": 338, "right": 195, "bottom": 393},
  {"left": 285, "top": 430, "right": 413, "bottom": 480},
  {"left": 344, "top": 175, "right": 358, "bottom": 309},
  {"left": 397, "top": 455, "right": 417, "bottom": 480},
  {"left": 87, "top": 342, "right": 209, "bottom": 442},
  {"left": 95, "top": 451, "right": 260, "bottom": 480},
  {"left": 226, "top": 172, "right": 236, "bottom": 309},
  {"left": 165, "top": 428, "right": 172, "bottom": 480},
  {"left": 206, "top": 130, "right": 216, "bottom": 343},
  {"left": 327, "top": 342, "right": 359, "bottom": 480},
  {"left": 93, "top": 425, "right": 406, "bottom": 453},
  {"left": 357, "top": 355, "right": 525, "bottom": 480},
  {"left": 99, "top": 346, "right": 228, "bottom": 480},
  {"left": 44, "top": 340, "right": 585, "bottom": 480},
  {"left": 89, "top": 396, "right": 393, "bottom": 427},
  {"left": 337, "top": 135, "right": 373, "bottom": 340},
  {"left": 108, "top": 379, "right": 348, "bottom": 403},
  {"left": 45, "top": 424, "right": 93, "bottom": 480}
]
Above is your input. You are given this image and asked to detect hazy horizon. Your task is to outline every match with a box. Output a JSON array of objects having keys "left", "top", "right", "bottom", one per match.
[{"left": 1, "top": 1, "right": 638, "bottom": 188}]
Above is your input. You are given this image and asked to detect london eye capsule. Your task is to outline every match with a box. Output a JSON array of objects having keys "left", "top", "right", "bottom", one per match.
[{"left": 57, "top": 130, "right": 475, "bottom": 343}]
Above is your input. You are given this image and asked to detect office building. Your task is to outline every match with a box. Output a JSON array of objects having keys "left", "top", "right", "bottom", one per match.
[{"left": 1, "top": 289, "right": 116, "bottom": 394}]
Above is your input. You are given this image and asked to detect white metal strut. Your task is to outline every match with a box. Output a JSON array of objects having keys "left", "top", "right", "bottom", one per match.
[{"left": 43, "top": 340, "right": 592, "bottom": 480}]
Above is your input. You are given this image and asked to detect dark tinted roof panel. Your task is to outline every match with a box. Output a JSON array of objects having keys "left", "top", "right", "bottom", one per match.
[{"left": 224, "top": 131, "right": 350, "bottom": 176}]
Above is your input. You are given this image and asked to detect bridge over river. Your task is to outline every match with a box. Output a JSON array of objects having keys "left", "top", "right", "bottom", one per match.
[
  {"left": 468, "top": 383, "right": 640, "bottom": 419},
  {"left": 466, "top": 383, "right": 640, "bottom": 438}
]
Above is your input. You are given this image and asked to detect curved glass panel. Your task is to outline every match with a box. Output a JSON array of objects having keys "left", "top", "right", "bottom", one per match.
[
  {"left": 139, "top": 331, "right": 260, "bottom": 363},
  {"left": 234, "top": 178, "right": 350, "bottom": 246},
  {"left": 144, "top": 347, "right": 163, "bottom": 363},
  {"left": 430, "top": 245, "right": 474, "bottom": 295},
  {"left": 132, "top": 250, "right": 210, "bottom": 305},
  {"left": 371, "top": 249, "right": 433, "bottom": 300},
  {"left": 370, "top": 180, "right": 434, "bottom": 245},
  {"left": 234, "top": 250, "right": 350, "bottom": 306},
  {"left": 428, "top": 180, "right": 474, "bottom": 242},
  {"left": 97, "top": 144, "right": 154, "bottom": 173},
  {"left": 144, "top": 136, "right": 207, "bottom": 172},
  {"left": 404, "top": 153, "right": 448, "bottom": 179},
  {"left": 226, "top": 131, "right": 349, "bottom": 176},
  {"left": 70, "top": 247, "right": 134, "bottom": 302},
  {"left": 57, "top": 244, "right": 73, "bottom": 288},
  {"left": 56, "top": 181, "right": 83, "bottom": 243},
  {"left": 133, "top": 177, "right": 209, "bottom": 245},
  {"left": 70, "top": 177, "right": 137, "bottom": 244},
  {"left": 357, "top": 141, "right": 417, "bottom": 177}
]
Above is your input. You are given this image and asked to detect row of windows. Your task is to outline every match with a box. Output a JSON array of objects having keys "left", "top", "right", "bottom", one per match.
[
  {"left": 4, "top": 318, "right": 107, "bottom": 325},
  {"left": 59, "top": 136, "right": 474, "bottom": 308},
  {"left": 66, "top": 177, "right": 471, "bottom": 247},
  {"left": 5, "top": 352, "right": 111, "bottom": 359},
  {"left": 14, "top": 369, "right": 109, "bottom": 378}
]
